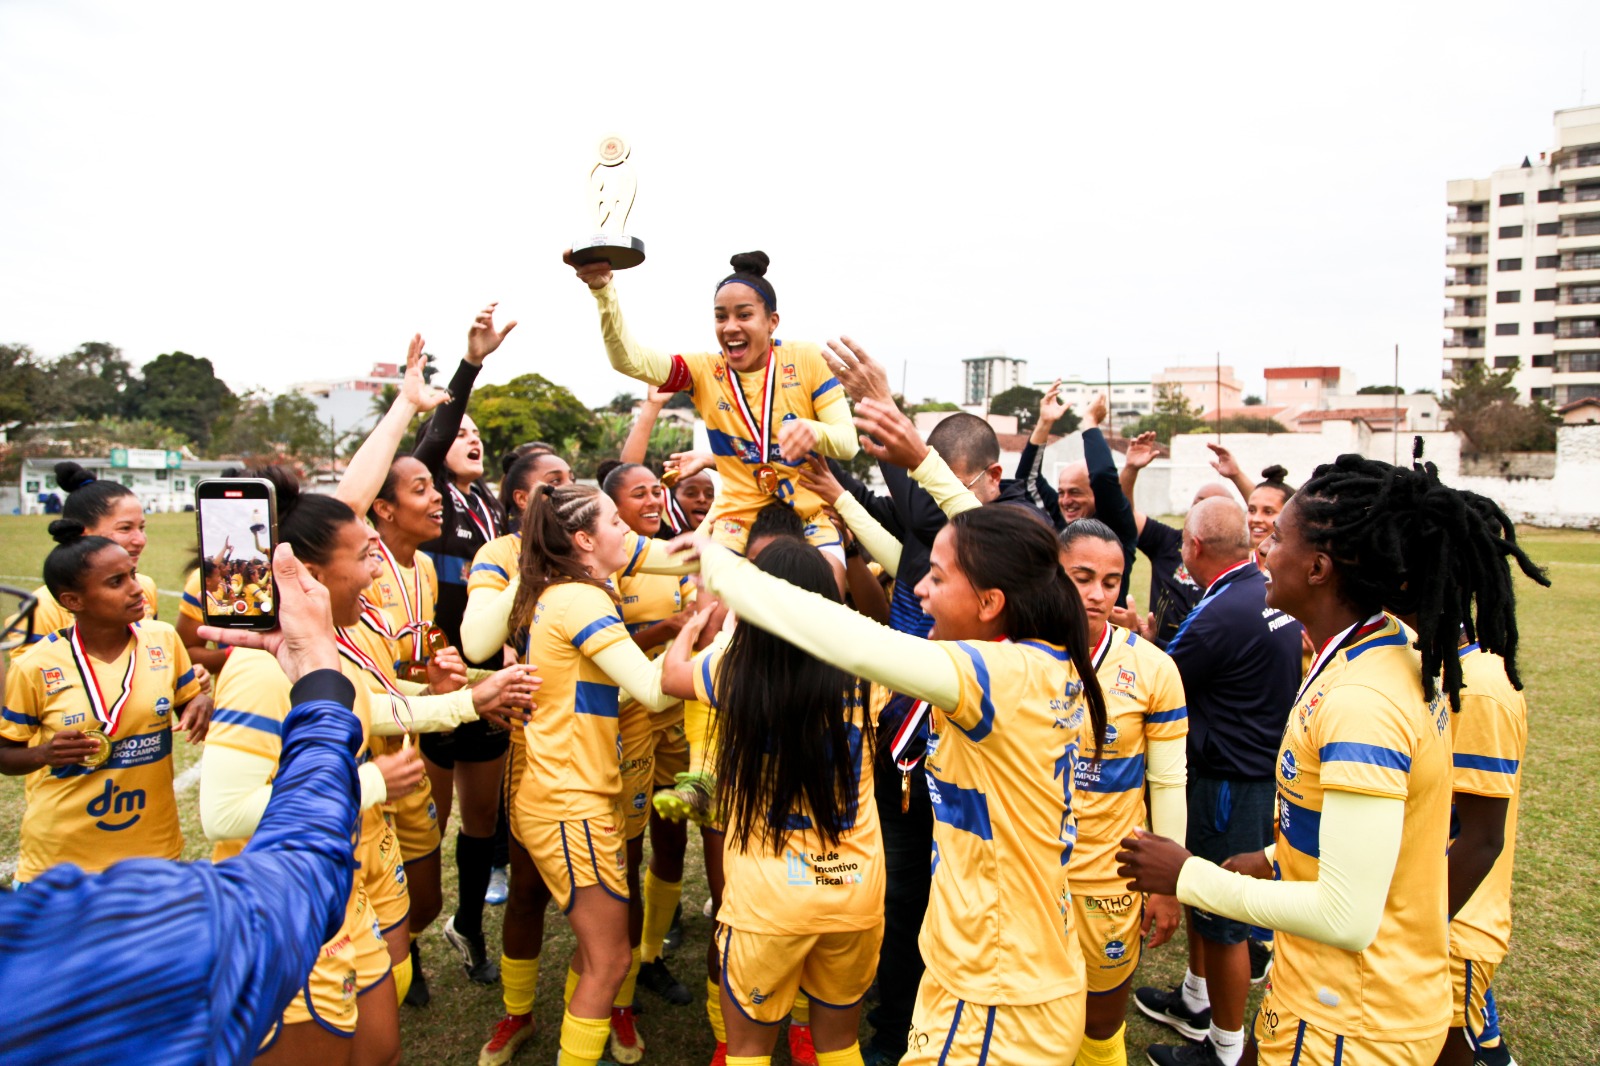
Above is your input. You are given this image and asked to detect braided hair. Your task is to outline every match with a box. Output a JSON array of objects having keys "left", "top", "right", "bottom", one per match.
[
  {"left": 1292, "top": 443, "right": 1548, "bottom": 709},
  {"left": 508, "top": 483, "right": 618, "bottom": 635}
]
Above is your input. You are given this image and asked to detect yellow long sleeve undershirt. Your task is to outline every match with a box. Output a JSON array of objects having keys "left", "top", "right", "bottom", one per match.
[
  {"left": 829, "top": 491, "right": 902, "bottom": 578},
  {"left": 1146, "top": 735, "right": 1187, "bottom": 844}
]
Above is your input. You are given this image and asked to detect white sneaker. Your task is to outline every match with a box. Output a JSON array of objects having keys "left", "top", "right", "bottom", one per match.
[{"left": 485, "top": 865, "right": 508, "bottom": 905}]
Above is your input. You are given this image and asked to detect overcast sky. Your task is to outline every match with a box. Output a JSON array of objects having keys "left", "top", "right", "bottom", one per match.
[{"left": 3, "top": 1, "right": 1597, "bottom": 409}]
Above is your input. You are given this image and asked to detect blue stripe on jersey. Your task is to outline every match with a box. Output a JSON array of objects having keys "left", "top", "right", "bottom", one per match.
[
  {"left": 811, "top": 377, "right": 842, "bottom": 402},
  {"left": 23, "top": 633, "right": 43, "bottom": 644},
  {"left": 51, "top": 728, "right": 172, "bottom": 779},
  {"left": 1319, "top": 741, "right": 1411, "bottom": 773},
  {"left": 1016, "top": 639, "right": 1066, "bottom": 660},
  {"left": 951, "top": 642, "right": 996, "bottom": 742},
  {"left": 1346, "top": 632, "right": 1410, "bottom": 660},
  {"left": 182, "top": 591, "right": 202, "bottom": 608},
  {"left": 1454, "top": 753, "right": 1520, "bottom": 775},
  {"left": 928, "top": 774, "right": 994, "bottom": 840},
  {"left": 1147, "top": 705, "right": 1187, "bottom": 724},
  {"left": 469, "top": 562, "right": 508, "bottom": 579},
  {"left": 621, "top": 535, "right": 647, "bottom": 578},
  {"left": 1074, "top": 752, "right": 1146, "bottom": 793},
  {"left": 706, "top": 426, "right": 755, "bottom": 461},
  {"left": 2, "top": 707, "right": 40, "bottom": 726},
  {"left": 569, "top": 615, "right": 623, "bottom": 649},
  {"left": 213, "top": 708, "right": 285, "bottom": 737},
  {"left": 699, "top": 654, "right": 720, "bottom": 710},
  {"left": 1279, "top": 795, "right": 1322, "bottom": 858},
  {"left": 573, "top": 680, "right": 620, "bottom": 718},
  {"left": 176, "top": 668, "right": 196, "bottom": 690}
]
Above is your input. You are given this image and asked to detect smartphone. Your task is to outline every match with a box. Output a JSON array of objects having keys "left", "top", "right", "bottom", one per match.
[{"left": 194, "top": 478, "right": 279, "bottom": 631}]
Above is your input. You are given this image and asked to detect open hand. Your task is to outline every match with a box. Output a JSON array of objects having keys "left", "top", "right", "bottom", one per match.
[
  {"left": 1039, "top": 379, "right": 1069, "bottom": 426},
  {"left": 1144, "top": 892, "right": 1181, "bottom": 948},
  {"left": 853, "top": 398, "right": 929, "bottom": 471},
  {"left": 472, "top": 664, "right": 540, "bottom": 728},
  {"left": 427, "top": 646, "right": 469, "bottom": 693},
  {"left": 1207, "top": 442, "right": 1242, "bottom": 479},
  {"left": 402, "top": 334, "right": 451, "bottom": 414},
  {"left": 466, "top": 302, "right": 518, "bottom": 366},
  {"left": 822, "top": 337, "right": 893, "bottom": 405},
  {"left": 1125, "top": 432, "right": 1160, "bottom": 471}
]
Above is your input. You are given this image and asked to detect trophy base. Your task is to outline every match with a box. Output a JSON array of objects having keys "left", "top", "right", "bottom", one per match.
[{"left": 571, "top": 234, "right": 645, "bottom": 270}]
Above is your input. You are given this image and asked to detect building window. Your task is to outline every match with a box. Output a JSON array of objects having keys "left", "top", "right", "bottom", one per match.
[
  {"left": 1532, "top": 353, "right": 1557, "bottom": 368},
  {"left": 1498, "top": 225, "right": 1523, "bottom": 239},
  {"left": 1562, "top": 352, "right": 1600, "bottom": 373},
  {"left": 1538, "top": 188, "right": 1565, "bottom": 203},
  {"left": 1562, "top": 384, "right": 1600, "bottom": 404},
  {"left": 1496, "top": 290, "right": 1521, "bottom": 303},
  {"left": 1535, "top": 287, "right": 1558, "bottom": 300},
  {"left": 1497, "top": 258, "right": 1522, "bottom": 271},
  {"left": 1569, "top": 284, "right": 1600, "bottom": 304},
  {"left": 1577, "top": 148, "right": 1600, "bottom": 167},
  {"left": 1570, "top": 252, "right": 1600, "bottom": 270},
  {"left": 1537, "top": 255, "right": 1562, "bottom": 269},
  {"left": 1493, "top": 356, "right": 1520, "bottom": 368},
  {"left": 1500, "top": 192, "right": 1525, "bottom": 206},
  {"left": 1577, "top": 185, "right": 1600, "bottom": 203},
  {"left": 1570, "top": 217, "right": 1600, "bottom": 237},
  {"left": 1496, "top": 323, "right": 1520, "bottom": 335},
  {"left": 1535, "top": 321, "right": 1558, "bottom": 335},
  {"left": 1537, "top": 221, "right": 1561, "bottom": 236},
  {"left": 1531, "top": 387, "right": 1555, "bottom": 401}
]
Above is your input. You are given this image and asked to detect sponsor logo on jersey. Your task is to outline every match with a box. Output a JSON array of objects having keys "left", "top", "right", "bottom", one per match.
[
  {"left": 87, "top": 779, "right": 145, "bottom": 831},
  {"left": 1085, "top": 892, "right": 1136, "bottom": 915},
  {"left": 42, "top": 666, "right": 69, "bottom": 695},
  {"left": 147, "top": 646, "right": 167, "bottom": 669},
  {"left": 1115, "top": 667, "right": 1137, "bottom": 692}
]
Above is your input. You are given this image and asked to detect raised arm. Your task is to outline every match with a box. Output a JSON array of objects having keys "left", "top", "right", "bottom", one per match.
[
  {"left": 1206, "top": 443, "right": 1256, "bottom": 502},
  {"left": 852, "top": 399, "right": 981, "bottom": 519},
  {"left": 1018, "top": 389, "right": 1065, "bottom": 527},
  {"left": 581, "top": 274, "right": 677, "bottom": 387},
  {"left": 620, "top": 388, "right": 670, "bottom": 465},
  {"left": 799, "top": 457, "right": 902, "bottom": 577},
  {"left": 1119, "top": 432, "right": 1160, "bottom": 537},
  {"left": 336, "top": 335, "right": 450, "bottom": 515}
]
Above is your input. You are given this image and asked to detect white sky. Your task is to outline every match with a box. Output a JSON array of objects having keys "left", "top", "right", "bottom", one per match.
[{"left": 2, "top": 0, "right": 1597, "bottom": 408}]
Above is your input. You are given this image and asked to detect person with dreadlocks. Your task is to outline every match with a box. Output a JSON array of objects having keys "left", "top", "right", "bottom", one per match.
[{"left": 1117, "top": 452, "right": 1547, "bottom": 1066}]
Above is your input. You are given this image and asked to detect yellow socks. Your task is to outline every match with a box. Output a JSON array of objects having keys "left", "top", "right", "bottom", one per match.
[
  {"left": 391, "top": 952, "right": 413, "bottom": 1005},
  {"left": 557, "top": 1009, "right": 611, "bottom": 1066},
  {"left": 815, "top": 1045, "right": 865, "bottom": 1066},
  {"left": 725, "top": 1057, "right": 771, "bottom": 1066},
  {"left": 640, "top": 870, "right": 683, "bottom": 963},
  {"left": 705, "top": 977, "right": 727, "bottom": 1043},
  {"left": 791, "top": 991, "right": 811, "bottom": 1025},
  {"left": 501, "top": 954, "right": 540, "bottom": 1017},
  {"left": 564, "top": 965, "right": 582, "bottom": 1009},
  {"left": 615, "top": 946, "right": 642, "bottom": 1007},
  {"left": 1074, "top": 1023, "right": 1127, "bottom": 1066}
]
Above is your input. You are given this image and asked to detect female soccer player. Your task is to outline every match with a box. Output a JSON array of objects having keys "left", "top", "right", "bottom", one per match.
[
  {"left": 1117, "top": 453, "right": 1546, "bottom": 1066},
  {"left": 667, "top": 493, "right": 1109, "bottom": 1066},
  {"left": 1, "top": 523, "right": 210, "bottom": 884},
  {"left": 566, "top": 248, "right": 857, "bottom": 576},
  {"left": 14, "top": 462, "right": 159, "bottom": 656},
  {"left": 659, "top": 538, "right": 883, "bottom": 1066},
  {"left": 1057, "top": 519, "right": 1188, "bottom": 1066},
  {"left": 1205, "top": 445, "right": 1297, "bottom": 553}
]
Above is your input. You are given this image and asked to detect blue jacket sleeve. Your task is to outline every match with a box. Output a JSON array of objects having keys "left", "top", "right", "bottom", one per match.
[
  {"left": 829, "top": 459, "right": 904, "bottom": 538},
  {"left": 0, "top": 670, "right": 362, "bottom": 1066},
  {"left": 413, "top": 358, "right": 483, "bottom": 472},
  {"left": 1015, "top": 440, "right": 1064, "bottom": 529}
]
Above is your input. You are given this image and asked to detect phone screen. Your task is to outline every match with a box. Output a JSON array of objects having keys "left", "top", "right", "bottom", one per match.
[{"left": 195, "top": 479, "right": 278, "bottom": 630}]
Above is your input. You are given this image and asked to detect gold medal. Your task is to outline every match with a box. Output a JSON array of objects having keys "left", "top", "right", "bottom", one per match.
[
  {"left": 398, "top": 661, "right": 430, "bottom": 683},
  {"left": 82, "top": 728, "right": 112, "bottom": 769},
  {"left": 422, "top": 624, "right": 449, "bottom": 657},
  {"left": 755, "top": 464, "right": 780, "bottom": 496},
  {"left": 661, "top": 467, "right": 681, "bottom": 489},
  {"left": 900, "top": 769, "right": 911, "bottom": 814}
]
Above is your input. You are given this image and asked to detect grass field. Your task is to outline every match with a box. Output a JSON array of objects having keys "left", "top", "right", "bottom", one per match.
[{"left": 2, "top": 513, "right": 1596, "bottom": 1063}]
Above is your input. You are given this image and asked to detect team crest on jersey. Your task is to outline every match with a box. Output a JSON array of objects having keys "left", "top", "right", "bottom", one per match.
[
  {"left": 154, "top": 697, "right": 171, "bottom": 718},
  {"left": 713, "top": 363, "right": 726, "bottom": 381},
  {"left": 721, "top": 519, "right": 745, "bottom": 537},
  {"left": 379, "top": 581, "right": 394, "bottom": 602},
  {"left": 1280, "top": 748, "right": 1298, "bottom": 781},
  {"left": 1105, "top": 940, "right": 1127, "bottom": 960},
  {"left": 1114, "top": 667, "right": 1137, "bottom": 692},
  {"left": 1102, "top": 723, "right": 1120, "bottom": 746},
  {"left": 41, "top": 666, "right": 70, "bottom": 695},
  {"left": 1173, "top": 562, "right": 1199, "bottom": 588},
  {"left": 342, "top": 969, "right": 358, "bottom": 1001},
  {"left": 750, "top": 986, "right": 769, "bottom": 1005}
]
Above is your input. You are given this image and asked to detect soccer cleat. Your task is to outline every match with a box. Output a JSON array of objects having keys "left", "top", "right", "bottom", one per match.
[
  {"left": 861, "top": 1045, "right": 903, "bottom": 1066},
  {"left": 402, "top": 941, "right": 431, "bottom": 1007},
  {"left": 1474, "top": 1043, "right": 1518, "bottom": 1066},
  {"left": 638, "top": 957, "right": 693, "bottom": 1005},
  {"left": 788, "top": 1022, "right": 819, "bottom": 1066},
  {"left": 1147, "top": 1038, "right": 1227, "bottom": 1066},
  {"left": 1134, "top": 984, "right": 1212, "bottom": 1043},
  {"left": 443, "top": 914, "right": 501, "bottom": 985},
  {"left": 609, "top": 1006, "right": 646, "bottom": 1064},
  {"left": 478, "top": 1012, "right": 534, "bottom": 1066},
  {"left": 663, "top": 902, "right": 684, "bottom": 954},
  {"left": 652, "top": 771, "right": 719, "bottom": 825},
  {"left": 1248, "top": 939, "right": 1273, "bottom": 984},
  {"left": 485, "top": 865, "right": 509, "bottom": 906}
]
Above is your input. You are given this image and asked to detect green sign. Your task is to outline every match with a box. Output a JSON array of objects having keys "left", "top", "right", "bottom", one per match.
[{"left": 108, "top": 448, "right": 182, "bottom": 470}]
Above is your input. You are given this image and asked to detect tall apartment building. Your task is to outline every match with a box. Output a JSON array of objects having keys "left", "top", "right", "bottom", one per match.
[
  {"left": 962, "top": 350, "right": 1029, "bottom": 406},
  {"left": 1444, "top": 104, "right": 1600, "bottom": 405}
]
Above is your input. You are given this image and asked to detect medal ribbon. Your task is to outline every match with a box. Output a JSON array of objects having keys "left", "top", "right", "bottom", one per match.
[
  {"left": 663, "top": 491, "right": 690, "bottom": 535},
  {"left": 450, "top": 484, "right": 497, "bottom": 542},
  {"left": 1295, "top": 612, "right": 1386, "bottom": 705},
  {"left": 722, "top": 351, "right": 777, "bottom": 467},
  {"left": 375, "top": 537, "right": 427, "bottom": 658},
  {"left": 68, "top": 624, "right": 136, "bottom": 737},
  {"left": 355, "top": 594, "right": 400, "bottom": 640},
  {"left": 1090, "top": 622, "right": 1114, "bottom": 674},
  {"left": 336, "top": 627, "right": 413, "bottom": 732},
  {"left": 890, "top": 699, "right": 931, "bottom": 775}
]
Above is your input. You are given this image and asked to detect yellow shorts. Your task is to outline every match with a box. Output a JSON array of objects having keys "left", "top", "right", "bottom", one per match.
[
  {"left": 716, "top": 923, "right": 883, "bottom": 1024},
  {"left": 503, "top": 729, "right": 526, "bottom": 828},
  {"left": 652, "top": 713, "right": 690, "bottom": 787},
  {"left": 518, "top": 811, "right": 629, "bottom": 913},
  {"left": 1450, "top": 954, "right": 1498, "bottom": 1043},
  {"left": 1073, "top": 889, "right": 1142, "bottom": 993},
  {"left": 903, "top": 971, "right": 1085, "bottom": 1066},
  {"left": 1253, "top": 985, "right": 1447, "bottom": 1065},
  {"left": 362, "top": 813, "right": 410, "bottom": 935},
  {"left": 275, "top": 882, "right": 391, "bottom": 1037},
  {"left": 710, "top": 510, "right": 843, "bottom": 560},
  {"left": 619, "top": 702, "right": 657, "bottom": 841},
  {"left": 383, "top": 771, "right": 441, "bottom": 863}
]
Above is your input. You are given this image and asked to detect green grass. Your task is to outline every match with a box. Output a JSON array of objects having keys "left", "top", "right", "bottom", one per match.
[{"left": 1, "top": 514, "right": 1597, "bottom": 1062}]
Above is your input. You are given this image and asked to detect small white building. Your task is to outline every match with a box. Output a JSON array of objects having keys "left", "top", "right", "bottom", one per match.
[{"left": 17, "top": 452, "right": 236, "bottom": 515}]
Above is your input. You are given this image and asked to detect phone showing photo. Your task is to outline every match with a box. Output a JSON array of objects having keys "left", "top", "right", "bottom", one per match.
[{"left": 194, "top": 478, "right": 279, "bottom": 631}]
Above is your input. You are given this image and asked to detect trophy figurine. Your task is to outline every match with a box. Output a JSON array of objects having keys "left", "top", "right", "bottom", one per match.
[{"left": 569, "top": 134, "right": 645, "bottom": 269}]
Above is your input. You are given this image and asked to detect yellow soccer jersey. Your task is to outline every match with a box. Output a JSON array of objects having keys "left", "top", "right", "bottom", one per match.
[
  {"left": 338, "top": 616, "right": 418, "bottom": 767},
  {"left": 691, "top": 646, "right": 883, "bottom": 936},
  {"left": 1273, "top": 614, "right": 1452, "bottom": 1042},
  {"left": 1448, "top": 644, "right": 1527, "bottom": 965},
  {"left": 15, "top": 574, "right": 160, "bottom": 659},
  {"left": 468, "top": 533, "right": 521, "bottom": 597},
  {"left": 1, "top": 621, "right": 199, "bottom": 881},
  {"left": 365, "top": 544, "right": 438, "bottom": 667},
  {"left": 1070, "top": 625, "right": 1188, "bottom": 892},
  {"left": 919, "top": 638, "right": 1091, "bottom": 1006},
  {"left": 671, "top": 343, "right": 846, "bottom": 533},
  {"left": 514, "top": 580, "right": 630, "bottom": 824},
  {"left": 616, "top": 535, "right": 691, "bottom": 729}
]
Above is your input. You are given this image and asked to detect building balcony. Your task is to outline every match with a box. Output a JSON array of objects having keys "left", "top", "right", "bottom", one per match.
[
  {"left": 1558, "top": 291, "right": 1600, "bottom": 306},
  {"left": 1444, "top": 314, "right": 1486, "bottom": 328},
  {"left": 1443, "top": 337, "right": 1487, "bottom": 349},
  {"left": 1444, "top": 283, "right": 1487, "bottom": 297},
  {"left": 1445, "top": 250, "right": 1489, "bottom": 266},
  {"left": 1446, "top": 219, "right": 1489, "bottom": 236},
  {"left": 1556, "top": 234, "right": 1600, "bottom": 253},
  {"left": 1557, "top": 196, "right": 1600, "bottom": 216},
  {"left": 1556, "top": 164, "right": 1600, "bottom": 186},
  {"left": 1554, "top": 322, "right": 1600, "bottom": 339},
  {"left": 1556, "top": 265, "right": 1600, "bottom": 285}
]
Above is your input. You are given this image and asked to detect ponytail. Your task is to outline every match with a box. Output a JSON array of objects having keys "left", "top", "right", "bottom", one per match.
[
  {"left": 509, "top": 483, "right": 617, "bottom": 633},
  {"left": 42, "top": 519, "right": 118, "bottom": 600}
]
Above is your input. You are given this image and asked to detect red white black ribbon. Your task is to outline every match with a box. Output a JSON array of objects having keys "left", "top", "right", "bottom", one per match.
[
  {"left": 450, "top": 484, "right": 497, "bottom": 542},
  {"left": 891, "top": 700, "right": 931, "bottom": 774},
  {"left": 721, "top": 351, "right": 777, "bottom": 466},
  {"left": 336, "top": 627, "right": 413, "bottom": 732},
  {"left": 68, "top": 624, "right": 136, "bottom": 737},
  {"left": 663, "top": 491, "right": 690, "bottom": 535},
  {"left": 1295, "top": 612, "right": 1386, "bottom": 705},
  {"left": 375, "top": 537, "right": 426, "bottom": 659},
  {"left": 1090, "top": 622, "right": 1114, "bottom": 674}
]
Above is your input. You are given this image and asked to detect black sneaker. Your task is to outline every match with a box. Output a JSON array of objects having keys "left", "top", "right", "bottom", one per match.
[
  {"left": 402, "top": 941, "right": 431, "bottom": 1007},
  {"left": 1147, "top": 1038, "right": 1227, "bottom": 1066},
  {"left": 636, "top": 957, "right": 692, "bottom": 1005},
  {"left": 1134, "top": 984, "right": 1211, "bottom": 1043},
  {"left": 663, "top": 902, "right": 684, "bottom": 954},
  {"left": 1248, "top": 939, "right": 1273, "bottom": 984},
  {"left": 442, "top": 915, "right": 500, "bottom": 985}
]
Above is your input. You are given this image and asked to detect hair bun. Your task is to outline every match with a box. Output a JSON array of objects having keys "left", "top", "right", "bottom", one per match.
[
  {"left": 54, "top": 461, "right": 96, "bottom": 493},
  {"left": 1261, "top": 464, "right": 1289, "bottom": 483},
  {"left": 728, "top": 251, "right": 770, "bottom": 277},
  {"left": 260, "top": 465, "right": 302, "bottom": 517},
  {"left": 47, "top": 518, "right": 87, "bottom": 544}
]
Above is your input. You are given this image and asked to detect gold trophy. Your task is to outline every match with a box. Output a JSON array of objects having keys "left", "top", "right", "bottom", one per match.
[{"left": 570, "top": 134, "right": 645, "bottom": 269}]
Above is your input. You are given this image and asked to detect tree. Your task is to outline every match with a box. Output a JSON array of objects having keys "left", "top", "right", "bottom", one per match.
[
  {"left": 48, "top": 342, "right": 134, "bottom": 420},
  {"left": 214, "top": 390, "right": 329, "bottom": 466},
  {"left": 122, "top": 352, "right": 234, "bottom": 449},
  {"left": 1216, "top": 415, "right": 1290, "bottom": 434},
  {"left": 663, "top": 391, "right": 695, "bottom": 412},
  {"left": 1242, "top": 394, "right": 1264, "bottom": 406},
  {"left": 985, "top": 386, "right": 1081, "bottom": 436},
  {"left": 1442, "top": 361, "right": 1558, "bottom": 453},
  {"left": 469, "top": 373, "right": 600, "bottom": 468},
  {"left": 909, "top": 400, "right": 961, "bottom": 414},
  {"left": 0, "top": 344, "right": 55, "bottom": 434},
  {"left": 606, "top": 391, "right": 640, "bottom": 415},
  {"left": 1357, "top": 384, "right": 1405, "bottom": 395},
  {"left": 1124, "top": 383, "right": 1208, "bottom": 443}
]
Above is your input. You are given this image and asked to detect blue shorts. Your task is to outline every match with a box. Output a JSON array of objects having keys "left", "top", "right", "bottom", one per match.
[{"left": 1186, "top": 775, "right": 1276, "bottom": 945}]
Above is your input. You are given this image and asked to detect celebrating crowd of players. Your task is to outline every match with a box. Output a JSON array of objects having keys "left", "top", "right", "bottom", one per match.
[{"left": 0, "top": 249, "right": 1548, "bottom": 1066}]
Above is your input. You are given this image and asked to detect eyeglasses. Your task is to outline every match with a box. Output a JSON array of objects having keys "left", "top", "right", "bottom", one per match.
[
  {"left": 960, "top": 468, "right": 990, "bottom": 490},
  {"left": 0, "top": 585, "right": 39, "bottom": 653}
]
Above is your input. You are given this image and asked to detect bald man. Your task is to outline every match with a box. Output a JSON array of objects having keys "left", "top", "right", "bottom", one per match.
[{"left": 1135, "top": 496, "right": 1305, "bottom": 1065}]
